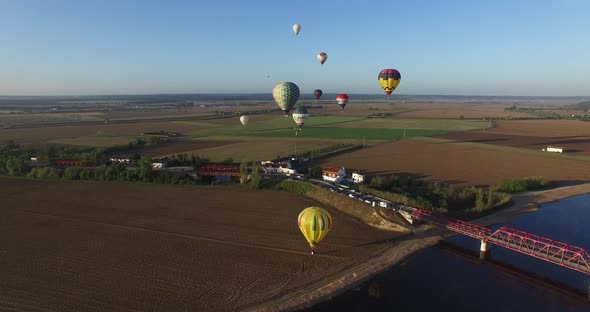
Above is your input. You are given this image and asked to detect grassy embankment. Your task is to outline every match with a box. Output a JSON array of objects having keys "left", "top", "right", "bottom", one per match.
[{"left": 264, "top": 180, "right": 409, "bottom": 232}]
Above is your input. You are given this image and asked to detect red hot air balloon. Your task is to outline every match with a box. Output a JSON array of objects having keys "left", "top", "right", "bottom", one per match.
[
  {"left": 336, "top": 94, "right": 349, "bottom": 111},
  {"left": 313, "top": 89, "right": 323, "bottom": 100}
]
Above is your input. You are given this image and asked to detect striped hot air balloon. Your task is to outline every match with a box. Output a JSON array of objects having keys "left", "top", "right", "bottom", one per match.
[
  {"left": 336, "top": 94, "right": 349, "bottom": 111},
  {"left": 378, "top": 69, "right": 401, "bottom": 98},
  {"left": 298, "top": 206, "right": 332, "bottom": 253},
  {"left": 272, "top": 82, "right": 300, "bottom": 116}
]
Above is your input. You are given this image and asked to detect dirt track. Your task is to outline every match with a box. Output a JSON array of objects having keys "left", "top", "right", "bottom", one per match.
[{"left": 0, "top": 178, "right": 401, "bottom": 312}]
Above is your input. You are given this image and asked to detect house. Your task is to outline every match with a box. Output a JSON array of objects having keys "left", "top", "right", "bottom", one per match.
[
  {"left": 322, "top": 167, "right": 346, "bottom": 183},
  {"left": 260, "top": 158, "right": 297, "bottom": 175},
  {"left": 352, "top": 172, "right": 365, "bottom": 184},
  {"left": 151, "top": 157, "right": 172, "bottom": 169},
  {"left": 542, "top": 146, "right": 564, "bottom": 153}
]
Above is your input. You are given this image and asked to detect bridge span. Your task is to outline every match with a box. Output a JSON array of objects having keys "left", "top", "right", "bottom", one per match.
[{"left": 411, "top": 209, "right": 590, "bottom": 276}]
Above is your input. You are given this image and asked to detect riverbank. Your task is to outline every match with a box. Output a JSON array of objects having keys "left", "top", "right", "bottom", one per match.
[
  {"left": 250, "top": 182, "right": 590, "bottom": 311},
  {"left": 474, "top": 182, "right": 590, "bottom": 227}
]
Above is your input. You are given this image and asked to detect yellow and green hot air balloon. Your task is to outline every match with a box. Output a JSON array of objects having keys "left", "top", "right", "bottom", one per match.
[
  {"left": 298, "top": 206, "right": 332, "bottom": 254},
  {"left": 273, "top": 82, "right": 300, "bottom": 116},
  {"left": 378, "top": 69, "right": 401, "bottom": 99}
]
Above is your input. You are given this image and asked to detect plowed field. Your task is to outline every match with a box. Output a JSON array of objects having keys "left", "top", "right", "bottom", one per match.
[
  {"left": 320, "top": 138, "right": 590, "bottom": 186},
  {"left": 438, "top": 120, "right": 590, "bottom": 155},
  {"left": 0, "top": 178, "right": 397, "bottom": 312}
]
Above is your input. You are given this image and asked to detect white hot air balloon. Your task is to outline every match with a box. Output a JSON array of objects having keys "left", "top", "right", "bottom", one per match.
[
  {"left": 240, "top": 115, "right": 249, "bottom": 126},
  {"left": 293, "top": 24, "right": 301, "bottom": 35},
  {"left": 292, "top": 105, "right": 309, "bottom": 129}
]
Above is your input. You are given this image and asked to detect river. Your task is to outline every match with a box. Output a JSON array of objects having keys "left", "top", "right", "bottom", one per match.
[{"left": 309, "top": 194, "right": 590, "bottom": 311}]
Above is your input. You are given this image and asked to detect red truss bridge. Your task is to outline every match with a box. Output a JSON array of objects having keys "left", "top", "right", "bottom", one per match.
[
  {"left": 199, "top": 165, "right": 240, "bottom": 177},
  {"left": 412, "top": 209, "right": 590, "bottom": 275}
]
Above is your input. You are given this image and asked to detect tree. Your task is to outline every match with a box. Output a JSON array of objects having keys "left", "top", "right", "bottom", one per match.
[
  {"left": 486, "top": 186, "right": 495, "bottom": 208},
  {"left": 138, "top": 156, "right": 153, "bottom": 181},
  {"left": 249, "top": 164, "right": 261, "bottom": 189},
  {"left": 309, "top": 166, "right": 323, "bottom": 178},
  {"left": 63, "top": 167, "right": 82, "bottom": 180},
  {"left": 239, "top": 160, "right": 248, "bottom": 184},
  {"left": 6, "top": 158, "right": 25, "bottom": 176},
  {"left": 475, "top": 188, "right": 485, "bottom": 212}
]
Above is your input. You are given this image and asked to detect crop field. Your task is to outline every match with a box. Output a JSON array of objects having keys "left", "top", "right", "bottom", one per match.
[
  {"left": 438, "top": 119, "right": 590, "bottom": 156},
  {"left": 316, "top": 118, "right": 490, "bottom": 131},
  {"left": 0, "top": 178, "right": 398, "bottom": 311},
  {"left": 320, "top": 137, "right": 590, "bottom": 186},
  {"left": 50, "top": 133, "right": 137, "bottom": 147},
  {"left": 0, "top": 121, "right": 200, "bottom": 145},
  {"left": 189, "top": 116, "right": 463, "bottom": 140},
  {"left": 180, "top": 138, "right": 346, "bottom": 162},
  {"left": 0, "top": 112, "right": 105, "bottom": 124}
]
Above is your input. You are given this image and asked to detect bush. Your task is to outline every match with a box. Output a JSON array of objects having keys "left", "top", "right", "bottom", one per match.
[
  {"left": 496, "top": 177, "right": 546, "bottom": 193},
  {"left": 269, "top": 180, "right": 314, "bottom": 195}
]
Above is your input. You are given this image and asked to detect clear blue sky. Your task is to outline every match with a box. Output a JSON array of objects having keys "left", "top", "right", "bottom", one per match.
[{"left": 1, "top": 0, "right": 589, "bottom": 96}]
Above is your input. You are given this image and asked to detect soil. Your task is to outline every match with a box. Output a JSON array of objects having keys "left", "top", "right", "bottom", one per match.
[
  {"left": 320, "top": 139, "right": 590, "bottom": 186},
  {"left": 439, "top": 119, "right": 590, "bottom": 155},
  {"left": 0, "top": 178, "right": 402, "bottom": 312}
]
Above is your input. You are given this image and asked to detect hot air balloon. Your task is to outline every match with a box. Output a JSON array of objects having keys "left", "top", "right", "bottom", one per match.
[
  {"left": 317, "top": 52, "right": 328, "bottom": 66},
  {"left": 272, "top": 82, "right": 300, "bottom": 116},
  {"left": 292, "top": 105, "right": 309, "bottom": 129},
  {"left": 313, "top": 89, "right": 323, "bottom": 100},
  {"left": 336, "top": 94, "right": 349, "bottom": 111},
  {"left": 378, "top": 69, "right": 401, "bottom": 98},
  {"left": 293, "top": 24, "right": 301, "bottom": 35},
  {"left": 298, "top": 206, "right": 332, "bottom": 254},
  {"left": 239, "top": 115, "right": 249, "bottom": 126}
]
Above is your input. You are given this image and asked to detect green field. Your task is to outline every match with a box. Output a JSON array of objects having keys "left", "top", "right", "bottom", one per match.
[
  {"left": 320, "top": 118, "right": 490, "bottom": 131},
  {"left": 187, "top": 116, "right": 470, "bottom": 140}
]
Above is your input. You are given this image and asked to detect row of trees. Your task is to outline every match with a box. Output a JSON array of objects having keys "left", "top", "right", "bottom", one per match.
[
  {"left": 362, "top": 174, "right": 512, "bottom": 215},
  {"left": 0, "top": 141, "right": 202, "bottom": 185}
]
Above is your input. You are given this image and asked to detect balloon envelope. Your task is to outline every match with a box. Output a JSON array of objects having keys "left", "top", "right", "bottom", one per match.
[
  {"left": 336, "top": 94, "right": 349, "bottom": 111},
  {"left": 293, "top": 24, "right": 301, "bottom": 35},
  {"left": 317, "top": 52, "right": 328, "bottom": 65},
  {"left": 313, "top": 89, "right": 323, "bottom": 100},
  {"left": 292, "top": 105, "right": 309, "bottom": 128},
  {"left": 298, "top": 207, "right": 332, "bottom": 250},
  {"left": 272, "top": 82, "right": 300, "bottom": 116},
  {"left": 378, "top": 69, "right": 401, "bottom": 98},
  {"left": 239, "top": 115, "right": 249, "bottom": 126}
]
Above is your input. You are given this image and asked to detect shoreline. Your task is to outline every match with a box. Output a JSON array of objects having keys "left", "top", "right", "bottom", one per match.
[{"left": 248, "top": 182, "right": 590, "bottom": 311}]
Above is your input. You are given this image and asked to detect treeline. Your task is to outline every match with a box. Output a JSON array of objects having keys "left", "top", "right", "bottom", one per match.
[
  {"left": 359, "top": 174, "right": 512, "bottom": 216},
  {"left": 0, "top": 140, "right": 218, "bottom": 185}
]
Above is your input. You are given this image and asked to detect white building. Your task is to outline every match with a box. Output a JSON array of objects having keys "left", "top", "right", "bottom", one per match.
[
  {"left": 352, "top": 172, "right": 365, "bottom": 184},
  {"left": 322, "top": 167, "right": 346, "bottom": 183},
  {"left": 542, "top": 146, "right": 564, "bottom": 153},
  {"left": 110, "top": 155, "right": 132, "bottom": 164},
  {"left": 261, "top": 163, "right": 296, "bottom": 175}
]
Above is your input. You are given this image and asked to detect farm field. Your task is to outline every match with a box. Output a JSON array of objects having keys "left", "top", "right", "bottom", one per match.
[
  {"left": 320, "top": 137, "right": 590, "bottom": 186},
  {"left": 438, "top": 119, "right": 590, "bottom": 156},
  {"left": 0, "top": 178, "right": 398, "bottom": 312},
  {"left": 0, "top": 121, "right": 201, "bottom": 145}
]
